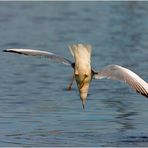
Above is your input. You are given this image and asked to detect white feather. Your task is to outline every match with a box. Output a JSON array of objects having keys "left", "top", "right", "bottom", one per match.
[
  {"left": 94, "top": 65, "right": 148, "bottom": 97},
  {"left": 4, "top": 48, "right": 72, "bottom": 66}
]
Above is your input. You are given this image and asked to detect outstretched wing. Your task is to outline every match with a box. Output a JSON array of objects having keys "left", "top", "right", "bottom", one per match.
[
  {"left": 3, "top": 48, "right": 73, "bottom": 66},
  {"left": 93, "top": 64, "right": 148, "bottom": 98}
]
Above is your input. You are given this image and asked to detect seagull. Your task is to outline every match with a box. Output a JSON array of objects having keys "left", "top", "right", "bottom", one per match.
[{"left": 3, "top": 44, "right": 148, "bottom": 108}]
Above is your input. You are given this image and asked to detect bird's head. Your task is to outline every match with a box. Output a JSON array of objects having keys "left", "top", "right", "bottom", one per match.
[{"left": 80, "top": 92, "right": 88, "bottom": 109}]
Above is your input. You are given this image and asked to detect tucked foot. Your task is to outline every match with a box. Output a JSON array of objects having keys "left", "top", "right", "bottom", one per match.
[
  {"left": 67, "top": 85, "right": 72, "bottom": 91},
  {"left": 67, "top": 74, "right": 75, "bottom": 91}
]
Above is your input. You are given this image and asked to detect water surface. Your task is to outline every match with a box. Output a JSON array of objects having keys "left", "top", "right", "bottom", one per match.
[{"left": 1, "top": 1, "right": 148, "bottom": 146}]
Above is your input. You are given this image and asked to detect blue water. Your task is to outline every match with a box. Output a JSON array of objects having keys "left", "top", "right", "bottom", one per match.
[{"left": 1, "top": 1, "right": 148, "bottom": 146}]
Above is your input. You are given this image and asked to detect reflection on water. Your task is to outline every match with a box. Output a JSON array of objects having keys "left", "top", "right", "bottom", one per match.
[{"left": 1, "top": 1, "right": 148, "bottom": 147}]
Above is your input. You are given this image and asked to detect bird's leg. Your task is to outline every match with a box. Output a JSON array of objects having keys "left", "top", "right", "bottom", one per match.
[
  {"left": 67, "top": 73, "right": 75, "bottom": 91},
  {"left": 79, "top": 74, "right": 87, "bottom": 89}
]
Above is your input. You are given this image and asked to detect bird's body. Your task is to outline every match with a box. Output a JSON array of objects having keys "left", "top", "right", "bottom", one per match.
[
  {"left": 3, "top": 43, "right": 148, "bottom": 108},
  {"left": 69, "top": 44, "right": 93, "bottom": 108}
]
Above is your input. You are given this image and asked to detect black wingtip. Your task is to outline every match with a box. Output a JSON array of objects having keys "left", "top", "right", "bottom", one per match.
[
  {"left": 136, "top": 90, "right": 148, "bottom": 98},
  {"left": 3, "top": 50, "right": 24, "bottom": 55},
  {"left": 3, "top": 49, "right": 8, "bottom": 52},
  {"left": 143, "top": 93, "right": 148, "bottom": 98}
]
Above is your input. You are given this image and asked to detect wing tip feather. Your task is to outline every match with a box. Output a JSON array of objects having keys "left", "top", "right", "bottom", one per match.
[
  {"left": 3, "top": 49, "right": 25, "bottom": 55},
  {"left": 141, "top": 93, "right": 148, "bottom": 98},
  {"left": 3, "top": 49, "right": 9, "bottom": 52},
  {"left": 136, "top": 90, "right": 148, "bottom": 98}
]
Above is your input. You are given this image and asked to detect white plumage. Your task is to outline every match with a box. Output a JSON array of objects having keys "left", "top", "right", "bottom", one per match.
[
  {"left": 4, "top": 44, "right": 148, "bottom": 108},
  {"left": 4, "top": 48, "right": 72, "bottom": 66}
]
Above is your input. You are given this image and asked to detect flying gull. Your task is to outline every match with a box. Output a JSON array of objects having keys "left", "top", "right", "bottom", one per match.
[{"left": 4, "top": 44, "right": 148, "bottom": 108}]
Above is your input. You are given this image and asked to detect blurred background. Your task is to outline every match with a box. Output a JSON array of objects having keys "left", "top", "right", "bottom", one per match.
[{"left": 0, "top": 1, "right": 148, "bottom": 146}]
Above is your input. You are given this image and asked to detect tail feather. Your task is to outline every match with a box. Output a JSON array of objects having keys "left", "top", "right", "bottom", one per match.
[{"left": 68, "top": 44, "right": 92, "bottom": 61}]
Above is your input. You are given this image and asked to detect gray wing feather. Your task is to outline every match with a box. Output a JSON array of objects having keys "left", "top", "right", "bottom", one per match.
[
  {"left": 3, "top": 48, "right": 72, "bottom": 66},
  {"left": 93, "top": 64, "right": 148, "bottom": 98}
]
